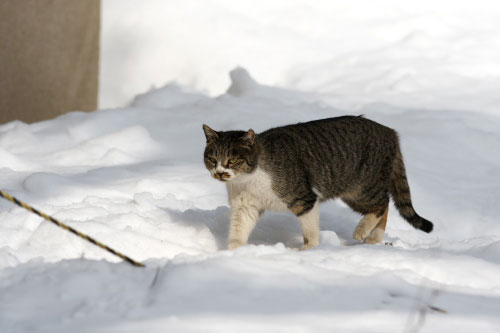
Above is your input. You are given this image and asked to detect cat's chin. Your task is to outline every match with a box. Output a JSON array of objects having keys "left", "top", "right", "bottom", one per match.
[{"left": 214, "top": 176, "right": 232, "bottom": 182}]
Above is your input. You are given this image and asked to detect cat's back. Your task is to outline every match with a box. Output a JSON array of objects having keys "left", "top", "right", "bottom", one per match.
[
  {"left": 256, "top": 116, "right": 399, "bottom": 198},
  {"left": 257, "top": 116, "right": 397, "bottom": 153}
]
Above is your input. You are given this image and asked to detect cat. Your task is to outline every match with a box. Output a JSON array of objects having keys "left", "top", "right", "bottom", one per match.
[{"left": 202, "top": 116, "right": 433, "bottom": 250}]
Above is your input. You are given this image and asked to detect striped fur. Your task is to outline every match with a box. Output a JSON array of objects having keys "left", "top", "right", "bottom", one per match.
[{"left": 203, "top": 116, "right": 433, "bottom": 248}]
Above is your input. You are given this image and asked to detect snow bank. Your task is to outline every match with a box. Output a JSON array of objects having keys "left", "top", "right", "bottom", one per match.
[
  {"left": 1, "top": 67, "right": 500, "bottom": 331},
  {"left": 101, "top": 0, "right": 500, "bottom": 114}
]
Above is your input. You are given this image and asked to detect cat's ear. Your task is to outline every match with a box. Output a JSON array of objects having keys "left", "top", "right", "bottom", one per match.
[
  {"left": 203, "top": 124, "right": 219, "bottom": 143},
  {"left": 241, "top": 129, "right": 256, "bottom": 146}
]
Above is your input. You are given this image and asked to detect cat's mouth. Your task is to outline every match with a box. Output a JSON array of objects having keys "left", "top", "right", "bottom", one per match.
[{"left": 214, "top": 172, "right": 231, "bottom": 181}]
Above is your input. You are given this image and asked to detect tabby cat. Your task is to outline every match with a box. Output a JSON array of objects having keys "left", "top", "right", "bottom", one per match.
[{"left": 202, "top": 116, "right": 433, "bottom": 250}]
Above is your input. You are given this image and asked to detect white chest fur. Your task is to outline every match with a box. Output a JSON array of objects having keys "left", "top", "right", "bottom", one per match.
[{"left": 226, "top": 167, "right": 289, "bottom": 212}]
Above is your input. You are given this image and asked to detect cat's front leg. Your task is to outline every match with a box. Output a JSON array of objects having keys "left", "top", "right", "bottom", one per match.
[
  {"left": 292, "top": 200, "right": 320, "bottom": 250},
  {"left": 228, "top": 196, "right": 261, "bottom": 249}
]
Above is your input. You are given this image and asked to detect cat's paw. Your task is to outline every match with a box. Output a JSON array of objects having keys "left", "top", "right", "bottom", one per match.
[
  {"left": 300, "top": 242, "right": 318, "bottom": 251},
  {"left": 364, "top": 228, "right": 384, "bottom": 244},
  {"left": 353, "top": 225, "right": 371, "bottom": 241},
  {"left": 227, "top": 240, "right": 244, "bottom": 250}
]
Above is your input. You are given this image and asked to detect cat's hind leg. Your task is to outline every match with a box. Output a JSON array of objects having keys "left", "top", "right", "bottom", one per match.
[
  {"left": 342, "top": 188, "right": 389, "bottom": 243},
  {"left": 353, "top": 213, "right": 381, "bottom": 241},
  {"left": 364, "top": 205, "right": 388, "bottom": 244}
]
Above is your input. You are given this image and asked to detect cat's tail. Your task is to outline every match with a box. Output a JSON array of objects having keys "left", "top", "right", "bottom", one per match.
[{"left": 390, "top": 147, "right": 433, "bottom": 233}]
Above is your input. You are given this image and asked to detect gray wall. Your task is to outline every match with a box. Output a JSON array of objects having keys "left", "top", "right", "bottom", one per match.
[{"left": 0, "top": 0, "right": 100, "bottom": 124}]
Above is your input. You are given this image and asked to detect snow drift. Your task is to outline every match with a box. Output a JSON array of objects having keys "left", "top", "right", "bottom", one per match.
[{"left": 1, "top": 67, "right": 500, "bottom": 331}]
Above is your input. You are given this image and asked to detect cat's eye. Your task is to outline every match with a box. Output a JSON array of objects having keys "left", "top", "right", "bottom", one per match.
[
  {"left": 228, "top": 158, "right": 239, "bottom": 165},
  {"left": 207, "top": 157, "right": 217, "bottom": 164}
]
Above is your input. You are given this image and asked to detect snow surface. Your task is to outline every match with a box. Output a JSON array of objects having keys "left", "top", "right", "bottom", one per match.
[
  {"left": 3, "top": 1, "right": 500, "bottom": 331},
  {"left": 1, "top": 67, "right": 500, "bottom": 332}
]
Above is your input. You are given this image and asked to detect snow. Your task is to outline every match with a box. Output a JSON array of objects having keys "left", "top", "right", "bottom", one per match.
[
  {"left": 2, "top": 67, "right": 500, "bottom": 331},
  {"left": 101, "top": 0, "right": 500, "bottom": 114},
  {"left": 2, "top": 1, "right": 500, "bottom": 332}
]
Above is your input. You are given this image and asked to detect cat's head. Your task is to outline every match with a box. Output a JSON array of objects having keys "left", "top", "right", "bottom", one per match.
[{"left": 202, "top": 124, "right": 259, "bottom": 182}]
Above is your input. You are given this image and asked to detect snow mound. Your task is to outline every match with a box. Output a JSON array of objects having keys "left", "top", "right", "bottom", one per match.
[
  {"left": 0, "top": 148, "right": 33, "bottom": 171},
  {"left": 51, "top": 126, "right": 160, "bottom": 167},
  {"left": 226, "top": 67, "right": 319, "bottom": 105},
  {"left": 1, "top": 68, "right": 500, "bottom": 331},
  {"left": 227, "top": 67, "right": 259, "bottom": 96},
  {"left": 101, "top": 0, "right": 500, "bottom": 114},
  {"left": 132, "top": 84, "right": 210, "bottom": 109}
]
